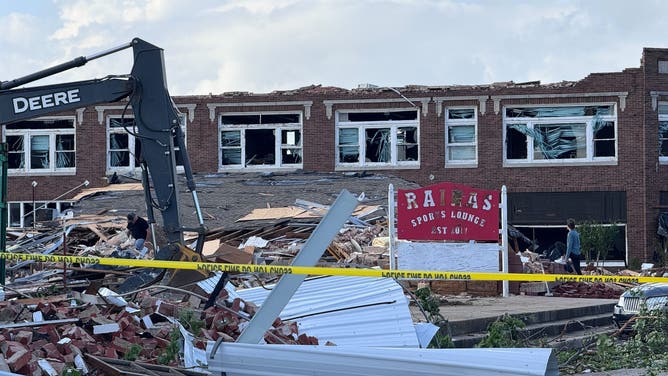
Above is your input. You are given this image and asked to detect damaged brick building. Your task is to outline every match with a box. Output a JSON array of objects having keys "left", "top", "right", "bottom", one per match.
[{"left": 5, "top": 47, "right": 668, "bottom": 267}]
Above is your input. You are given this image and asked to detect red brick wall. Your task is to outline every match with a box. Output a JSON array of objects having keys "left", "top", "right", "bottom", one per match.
[{"left": 7, "top": 49, "right": 668, "bottom": 264}]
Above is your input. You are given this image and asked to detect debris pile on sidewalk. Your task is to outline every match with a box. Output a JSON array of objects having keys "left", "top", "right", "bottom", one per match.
[{"left": 512, "top": 248, "right": 652, "bottom": 298}]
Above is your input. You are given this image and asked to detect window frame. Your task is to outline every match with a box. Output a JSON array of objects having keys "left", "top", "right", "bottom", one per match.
[
  {"left": 8, "top": 201, "right": 74, "bottom": 228},
  {"left": 659, "top": 102, "right": 668, "bottom": 164},
  {"left": 444, "top": 107, "right": 478, "bottom": 167},
  {"left": 106, "top": 113, "right": 187, "bottom": 174},
  {"left": 503, "top": 103, "right": 618, "bottom": 166},
  {"left": 3, "top": 116, "right": 77, "bottom": 175},
  {"left": 335, "top": 108, "right": 420, "bottom": 170},
  {"left": 217, "top": 111, "right": 303, "bottom": 171}
]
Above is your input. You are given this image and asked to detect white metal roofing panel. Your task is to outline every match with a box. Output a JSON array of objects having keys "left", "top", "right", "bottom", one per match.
[
  {"left": 207, "top": 343, "right": 559, "bottom": 376},
  {"left": 235, "top": 275, "right": 420, "bottom": 347}
]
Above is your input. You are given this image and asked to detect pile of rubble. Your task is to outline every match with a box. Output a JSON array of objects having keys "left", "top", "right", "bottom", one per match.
[
  {"left": 513, "top": 249, "right": 662, "bottom": 298},
  {"left": 0, "top": 281, "right": 321, "bottom": 374},
  {"left": 0, "top": 197, "right": 390, "bottom": 373}
]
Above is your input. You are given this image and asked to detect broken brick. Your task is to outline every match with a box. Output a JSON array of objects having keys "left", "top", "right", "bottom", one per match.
[
  {"left": 41, "top": 343, "right": 64, "bottom": 362},
  {"left": 29, "top": 339, "right": 48, "bottom": 352},
  {"left": 16, "top": 359, "right": 39, "bottom": 376},
  {"left": 104, "top": 347, "right": 118, "bottom": 359},
  {"left": 231, "top": 298, "right": 242, "bottom": 312},
  {"left": 111, "top": 337, "right": 133, "bottom": 354},
  {"left": 6, "top": 348, "right": 31, "bottom": 372},
  {"left": 14, "top": 330, "right": 33, "bottom": 346},
  {"left": 244, "top": 301, "right": 258, "bottom": 316},
  {"left": 157, "top": 302, "right": 178, "bottom": 317}
]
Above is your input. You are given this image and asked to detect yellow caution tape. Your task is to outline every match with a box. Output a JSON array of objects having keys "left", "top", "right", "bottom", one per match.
[{"left": 0, "top": 252, "right": 666, "bottom": 284}]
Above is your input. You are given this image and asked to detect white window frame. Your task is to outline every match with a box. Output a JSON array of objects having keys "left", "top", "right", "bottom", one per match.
[
  {"left": 659, "top": 102, "right": 668, "bottom": 164},
  {"left": 503, "top": 103, "right": 618, "bottom": 167},
  {"left": 445, "top": 107, "right": 478, "bottom": 167},
  {"left": 335, "top": 108, "right": 420, "bottom": 170},
  {"left": 106, "top": 115, "right": 140, "bottom": 174},
  {"left": 8, "top": 201, "right": 74, "bottom": 228},
  {"left": 106, "top": 114, "right": 187, "bottom": 174},
  {"left": 217, "top": 111, "right": 303, "bottom": 171},
  {"left": 3, "top": 116, "right": 76, "bottom": 175}
]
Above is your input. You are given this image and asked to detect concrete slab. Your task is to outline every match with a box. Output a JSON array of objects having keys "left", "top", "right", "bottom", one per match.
[{"left": 431, "top": 295, "right": 618, "bottom": 323}]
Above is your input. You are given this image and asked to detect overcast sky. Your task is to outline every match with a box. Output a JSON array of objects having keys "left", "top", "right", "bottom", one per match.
[{"left": 1, "top": 0, "right": 667, "bottom": 96}]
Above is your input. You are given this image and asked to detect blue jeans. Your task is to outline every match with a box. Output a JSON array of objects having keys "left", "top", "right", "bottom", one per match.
[{"left": 134, "top": 238, "right": 146, "bottom": 251}]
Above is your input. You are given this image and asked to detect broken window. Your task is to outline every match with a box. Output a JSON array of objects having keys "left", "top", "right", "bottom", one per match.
[
  {"left": 108, "top": 117, "right": 138, "bottom": 170},
  {"left": 338, "top": 128, "right": 359, "bottom": 163},
  {"left": 56, "top": 134, "right": 75, "bottom": 168},
  {"left": 3, "top": 117, "right": 76, "bottom": 173},
  {"left": 7, "top": 135, "right": 25, "bottom": 169},
  {"left": 108, "top": 114, "right": 186, "bottom": 173},
  {"left": 8, "top": 201, "right": 74, "bottom": 228},
  {"left": 218, "top": 112, "right": 302, "bottom": 169},
  {"left": 336, "top": 109, "right": 419, "bottom": 168},
  {"left": 659, "top": 103, "right": 668, "bottom": 162},
  {"left": 504, "top": 105, "right": 617, "bottom": 164},
  {"left": 281, "top": 129, "right": 302, "bottom": 164},
  {"left": 221, "top": 131, "right": 242, "bottom": 165},
  {"left": 172, "top": 113, "right": 187, "bottom": 167},
  {"left": 397, "top": 127, "right": 418, "bottom": 161},
  {"left": 445, "top": 108, "right": 477, "bottom": 165},
  {"left": 245, "top": 129, "right": 276, "bottom": 165}
]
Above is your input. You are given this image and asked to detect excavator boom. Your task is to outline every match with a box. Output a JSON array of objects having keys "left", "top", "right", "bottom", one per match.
[{"left": 0, "top": 38, "right": 207, "bottom": 289}]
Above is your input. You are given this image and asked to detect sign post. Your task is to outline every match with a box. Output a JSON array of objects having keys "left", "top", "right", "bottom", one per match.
[
  {"left": 0, "top": 143, "right": 7, "bottom": 285},
  {"left": 501, "top": 185, "right": 509, "bottom": 297},
  {"left": 388, "top": 184, "right": 396, "bottom": 270}
]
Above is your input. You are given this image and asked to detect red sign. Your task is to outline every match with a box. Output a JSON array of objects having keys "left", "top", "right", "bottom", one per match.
[{"left": 397, "top": 182, "right": 499, "bottom": 241}]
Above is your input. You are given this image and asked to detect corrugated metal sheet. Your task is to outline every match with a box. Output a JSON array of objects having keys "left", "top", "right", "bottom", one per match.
[
  {"left": 234, "top": 275, "right": 420, "bottom": 347},
  {"left": 207, "top": 343, "right": 559, "bottom": 376}
]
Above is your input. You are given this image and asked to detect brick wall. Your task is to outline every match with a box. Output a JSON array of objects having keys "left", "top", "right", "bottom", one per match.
[{"left": 6, "top": 48, "right": 668, "bottom": 264}]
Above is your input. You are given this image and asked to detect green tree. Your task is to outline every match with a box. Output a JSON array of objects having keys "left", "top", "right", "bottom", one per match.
[{"left": 577, "top": 221, "right": 619, "bottom": 265}]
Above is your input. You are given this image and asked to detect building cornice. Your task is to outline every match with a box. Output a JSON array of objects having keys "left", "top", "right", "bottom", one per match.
[
  {"left": 650, "top": 91, "right": 668, "bottom": 111},
  {"left": 432, "top": 96, "right": 489, "bottom": 116},
  {"left": 94, "top": 104, "right": 197, "bottom": 124},
  {"left": 206, "top": 101, "right": 313, "bottom": 122},
  {"left": 322, "top": 98, "right": 431, "bottom": 119},
  {"left": 490, "top": 92, "right": 629, "bottom": 114}
]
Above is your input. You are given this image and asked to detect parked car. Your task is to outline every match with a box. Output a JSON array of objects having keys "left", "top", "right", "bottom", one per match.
[{"left": 612, "top": 282, "right": 668, "bottom": 328}]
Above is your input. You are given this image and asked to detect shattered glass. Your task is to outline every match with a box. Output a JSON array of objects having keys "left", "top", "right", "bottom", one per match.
[
  {"left": 397, "top": 127, "right": 418, "bottom": 161},
  {"left": 366, "top": 128, "right": 391, "bottom": 163},
  {"left": 338, "top": 128, "right": 359, "bottom": 163},
  {"left": 660, "top": 121, "right": 668, "bottom": 157},
  {"left": 7, "top": 135, "right": 25, "bottom": 169},
  {"left": 220, "top": 131, "right": 242, "bottom": 165},
  {"left": 109, "top": 134, "right": 129, "bottom": 167},
  {"left": 506, "top": 106, "right": 616, "bottom": 161},
  {"left": 56, "top": 134, "right": 75, "bottom": 168},
  {"left": 448, "top": 108, "right": 475, "bottom": 119},
  {"left": 505, "top": 105, "right": 613, "bottom": 118}
]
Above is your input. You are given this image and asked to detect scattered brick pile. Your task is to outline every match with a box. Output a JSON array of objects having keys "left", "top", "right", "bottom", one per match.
[
  {"left": 551, "top": 282, "right": 627, "bottom": 298},
  {"left": 0, "top": 289, "right": 320, "bottom": 375}
]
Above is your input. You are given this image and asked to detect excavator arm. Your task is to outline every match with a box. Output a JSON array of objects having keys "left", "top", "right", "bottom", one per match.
[{"left": 0, "top": 38, "right": 207, "bottom": 288}]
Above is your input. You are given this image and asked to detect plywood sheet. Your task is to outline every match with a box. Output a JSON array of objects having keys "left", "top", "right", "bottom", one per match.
[{"left": 71, "top": 183, "right": 143, "bottom": 201}]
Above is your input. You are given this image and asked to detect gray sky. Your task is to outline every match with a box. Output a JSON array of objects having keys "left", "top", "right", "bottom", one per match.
[{"left": 1, "top": 0, "right": 666, "bottom": 95}]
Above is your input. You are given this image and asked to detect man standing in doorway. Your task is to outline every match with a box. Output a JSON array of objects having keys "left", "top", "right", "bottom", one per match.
[
  {"left": 565, "top": 218, "right": 582, "bottom": 275},
  {"left": 127, "top": 212, "right": 149, "bottom": 252}
]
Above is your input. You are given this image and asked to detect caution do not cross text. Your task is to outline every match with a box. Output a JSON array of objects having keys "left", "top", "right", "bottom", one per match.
[{"left": 0, "top": 252, "right": 663, "bottom": 284}]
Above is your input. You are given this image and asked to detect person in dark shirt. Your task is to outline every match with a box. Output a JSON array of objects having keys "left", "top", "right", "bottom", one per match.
[{"left": 126, "top": 212, "right": 150, "bottom": 251}]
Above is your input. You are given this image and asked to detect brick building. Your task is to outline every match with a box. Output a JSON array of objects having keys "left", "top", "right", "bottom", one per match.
[{"left": 4, "top": 47, "right": 668, "bottom": 267}]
